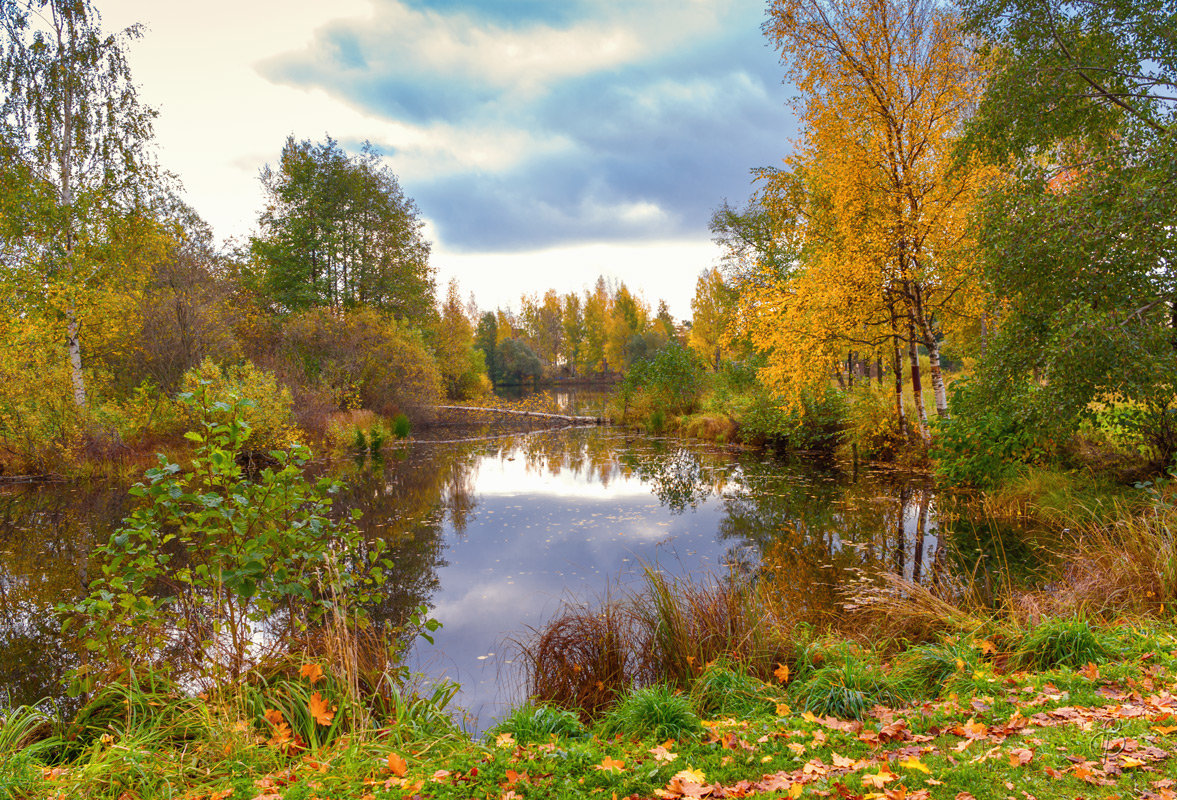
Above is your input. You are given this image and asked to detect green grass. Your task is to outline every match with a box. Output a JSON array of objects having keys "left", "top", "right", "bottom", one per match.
[
  {"left": 5, "top": 628, "right": 1177, "bottom": 799},
  {"left": 790, "top": 655, "right": 900, "bottom": 720},
  {"left": 485, "top": 703, "right": 587, "bottom": 745},
  {"left": 598, "top": 685, "right": 702, "bottom": 742},
  {"left": 1012, "top": 616, "right": 1118, "bottom": 671}
]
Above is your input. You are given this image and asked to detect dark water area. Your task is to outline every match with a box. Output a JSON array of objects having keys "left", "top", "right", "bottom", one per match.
[{"left": 0, "top": 421, "right": 1057, "bottom": 730}]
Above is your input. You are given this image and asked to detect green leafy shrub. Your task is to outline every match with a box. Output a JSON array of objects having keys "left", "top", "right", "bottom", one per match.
[
  {"left": 1011, "top": 617, "right": 1117, "bottom": 671},
  {"left": 66, "top": 393, "right": 389, "bottom": 687},
  {"left": 392, "top": 413, "right": 411, "bottom": 439},
  {"left": 179, "top": 358, "right": 297, "bottom": 453},
  {"left": 487, "top": 704, "right": 587, "bottom": 745},
  {"left": 620, "top": 344, "right": 707, "bottom": 418},
  {"left": 933, "top": 380, "right": 1050, "bottom": 488},
  {"left": 598, "top": 685, "right": 701, "bottom": 742}
]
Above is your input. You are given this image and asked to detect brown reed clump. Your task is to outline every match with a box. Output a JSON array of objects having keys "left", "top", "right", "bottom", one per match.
[
  {"left": 843, "top": 572, "right": 987, "bottom": 646},
  {"left": 520, "top": 599, "right": 647, "bottom": 719},
  {"left": 1031, "top": 501, "right": 1177, "bottom": 617},
  {"left": 519, "top": 568, "right": 807, "bottom": 718}
]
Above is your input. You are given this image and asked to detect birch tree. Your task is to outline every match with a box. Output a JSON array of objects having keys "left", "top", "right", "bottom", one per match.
[{"left": 1, "top": 0, "right": 154, "bottom": 407}]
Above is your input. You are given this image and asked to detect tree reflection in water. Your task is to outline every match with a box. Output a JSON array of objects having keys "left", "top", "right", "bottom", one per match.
[{"left": 0, "top": 428, "right": 1052, "bottom": 721}]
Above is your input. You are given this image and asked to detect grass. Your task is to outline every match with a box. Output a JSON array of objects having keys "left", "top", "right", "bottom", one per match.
[
  {"left": 7, "top": 623, "right": 1177, "bottom": 799},
  {"left": 791, "top": 655, "right": 900, "bottom": 720},
  {"left": 598, "top": 685, "right": 702, "bottom": 742},
  {"left": 485, "top": 703, "right": 587, "bottom": 745},
  {"left": 1011, "top": 616, "right": 1118, "bottom": 671}
]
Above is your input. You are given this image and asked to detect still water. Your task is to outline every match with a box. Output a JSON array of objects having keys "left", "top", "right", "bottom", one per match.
[{"left": 0, "top": 423, "right": 1052, "bottom": 728}]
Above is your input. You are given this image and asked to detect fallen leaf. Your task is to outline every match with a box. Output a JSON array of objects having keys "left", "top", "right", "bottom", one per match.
[
  {"left": 386, "top": 753, "right": 407, "bottom": 777},
  {"left": 495, "top": 732, "right": 516, "bottom": 748},
  {"left": 1079, "top": 662, "right": 1100, "bottom": 681},
  {"left": 650, "top": 744, "right": 678, "bottom": 763},
  {"left": 899, "top": 756, "right": 931, "bottom": 774},
  {"left": 863, "top": 769, "right": 896, "bottom": 788},
  {"left": 1008, "top": 748, "right": 1033, "bottom": 766},
  {"left": 307, "top": 692, "right": 335, "bottom": 727},
  {"left": 595, "top": 756, "right": 625, "bottom": 772},
  {"left": 775, "top": 663, "right": 791, "bottom": 683},
  {"left": 300, "top": 663, "right": 325, "bottom": 684}
]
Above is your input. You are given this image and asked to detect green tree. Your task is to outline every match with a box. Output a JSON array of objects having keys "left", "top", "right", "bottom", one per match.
[
  {"left": 957, "top": 0, "right": 1177, "bottom": 469},
  {"left": 1, "top": 0, "right": 156, "bottom": 407},
  {"left": 249, "top": 137, "right": 434, "bottom": 319}
]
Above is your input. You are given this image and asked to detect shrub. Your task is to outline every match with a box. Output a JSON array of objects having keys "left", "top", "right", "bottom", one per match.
[
  {"left": 66, "top": 393, "right": 390, "bottom": 687},
  {"left": 620, "top": 344, "right": 707, "bottom": 417},
  {"left": 179, "top": 358, "right": 297, "bottom": 453},
  {"left": 598, "top": 686, "right": 701, "bottom": 741},
  {"left": 933, "top": 380, "right": 1051, "bottom": 488}
]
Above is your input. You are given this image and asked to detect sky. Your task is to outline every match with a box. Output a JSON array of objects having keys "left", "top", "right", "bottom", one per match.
[{"left": 99, "top": 0, "right": 796, "bottom": 319}]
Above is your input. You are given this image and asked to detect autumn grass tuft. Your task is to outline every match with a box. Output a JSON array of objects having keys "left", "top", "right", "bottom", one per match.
[
  {"left": 598, "top": 685, "right": 702, "bottom": 742},
  {"left": 486, "top": 703, "right": 587, "bottom": 745},
  {"left": 1010, "top": 617, "right": 1118, "bottom": 671}
]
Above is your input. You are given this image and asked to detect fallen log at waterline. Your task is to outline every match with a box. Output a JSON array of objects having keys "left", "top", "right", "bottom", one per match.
[{"left": 433, "top": 405, "right": 608, "bottom": 425}]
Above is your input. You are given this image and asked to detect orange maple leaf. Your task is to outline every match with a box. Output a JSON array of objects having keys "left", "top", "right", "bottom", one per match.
[
  {"left": 774, "top": 663, "right": 791, "bottom": 683},
  {"left": 308, "top": 691, "right": 335, "bottom": 727},
  {"left": 263, "top": 708, "right": 285, "bottom": 727},
  {"left": 595, "top": 756, "right": 625, "bottom": 772},
  {"left": 386, "top": 752, "right": 408, "bottom": 776},
  {"left": 1008, "top": 748, "right": 1033, "bottom": 766},
  {"left": 300, "top": 663, "right": 325, "bottom": 684}
]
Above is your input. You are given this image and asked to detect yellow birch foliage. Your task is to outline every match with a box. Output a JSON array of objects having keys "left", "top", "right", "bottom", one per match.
[{"left": 749, "top": 0, "right": 994, "bottom": 409}]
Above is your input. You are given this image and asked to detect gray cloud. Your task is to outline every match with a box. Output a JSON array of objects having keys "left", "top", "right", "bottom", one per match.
[{"left": 260, "top": 0, "right": 796, "bottom": 250}]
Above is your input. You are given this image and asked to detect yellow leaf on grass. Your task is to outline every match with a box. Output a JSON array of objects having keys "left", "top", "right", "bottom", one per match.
[
  {"left": 672, "top": 767, "right": 707, "bottom": 784},
  {"left": 300, "top": 663, "right": 325, "bottom": 684},
  {"left": 495, "top": 732, "right": 516, "bottom": 748},
  {"left": 649, "top": 744, "right": 678, "bottom": 763},
  {"left": 862, "top": 770, "right": 896, "bottom": 788},
  {"left": 308, "top": 692, "right": 335, "bottom": 727},
  {"left": 899, "top": 756, "right": 930, "bottom": 774},
  {"left": 789, "top": 782, "right": 803, "bottom": 798},
  {"left": 774, "top": 663, "right": 791, "bottom": 683},
  {"left": 386, "top": 752, "right": 408, "bottom": 776}
]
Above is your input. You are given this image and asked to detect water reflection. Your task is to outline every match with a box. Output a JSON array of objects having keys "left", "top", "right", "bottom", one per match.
[{"left": 0, "top": 427, "right": 1052, "bottom": 727}]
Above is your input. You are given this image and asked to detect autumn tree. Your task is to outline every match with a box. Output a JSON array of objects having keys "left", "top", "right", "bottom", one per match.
[
  {"left": 689, "top": 268, "right": 738, "bottom": 369},
  {"left": 755, "top": 0, "right": 989, "bottom": 430},
  {"left": 1, "top": 0, "right": 155, "bottom": 407}
]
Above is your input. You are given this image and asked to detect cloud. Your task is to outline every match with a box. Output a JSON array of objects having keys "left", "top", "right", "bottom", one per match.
[{"left": 259, "top": 0, "right": 796, "bottom": 251}]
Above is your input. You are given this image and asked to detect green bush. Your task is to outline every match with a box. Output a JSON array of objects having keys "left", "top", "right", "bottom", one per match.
[
  {"left": 933, "top": 380, "right": 1051, "bottom": 488},
  {"left": 66, "top": 393, "right": 390, "bottom": 686},
  {"left": 179, "top": 358, "right": 297, "bottom": 453},
  {"left": 620, "top": 344, "right": 707, "bottom": 417},
  {"left": 598, "top": 685, "right": 702, "bottom": 741}
]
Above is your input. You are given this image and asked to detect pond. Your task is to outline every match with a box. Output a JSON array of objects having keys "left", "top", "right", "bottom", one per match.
[{"left": 0, "top": 422, "right": 1056, "bottom": 729}]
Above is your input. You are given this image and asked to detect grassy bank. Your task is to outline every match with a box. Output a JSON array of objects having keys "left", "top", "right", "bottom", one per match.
[{"left": 4, "top": 618, "right": 1176, "bottom": 799}]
